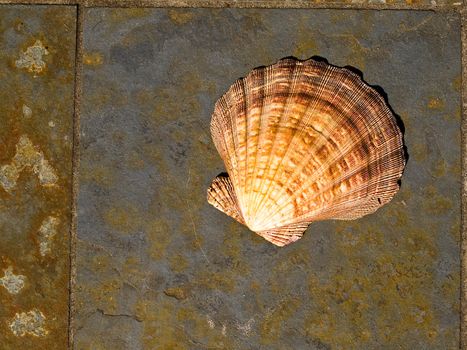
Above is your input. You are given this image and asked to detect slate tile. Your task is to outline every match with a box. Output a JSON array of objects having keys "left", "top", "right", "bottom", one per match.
[{"left": 76, "top": 8, "right": 461, "bottom": 349}]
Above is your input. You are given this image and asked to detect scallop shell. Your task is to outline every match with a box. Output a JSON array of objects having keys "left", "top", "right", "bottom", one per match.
[{"left": 207, "top": 57, "right": 405, "bottom": 247}]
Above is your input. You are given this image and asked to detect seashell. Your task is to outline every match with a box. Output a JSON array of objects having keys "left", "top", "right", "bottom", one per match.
[{"left": 207, "top": 57, "right": 405, "bottom": 247}]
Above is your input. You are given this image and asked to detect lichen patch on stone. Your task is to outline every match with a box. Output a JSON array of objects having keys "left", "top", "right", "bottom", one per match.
[
  {"left": 15, "top": 40, "right": 49, "bottom": 75},
  {"left": 9, "top": 309, "right": 48, "bottom": 337},
  {"left": 236, "top": 318, "right": 254, "bottom": 336},
  {"left": 0, "top": 164, "right": 20, "bottom": 191},
  {"left": 0, "top": 266, "right": 26, "bottom": 294},
  {"left": 38, "top": 216, "right": 59, "bottom": 257},
  {"left": 206, "top": 316, "right": 215, "bottom": 329},
  {"left": 22, "top": 104, "right": 32, "bottom": 118},
  {"left": 222, "top": 323, "right": 227, "bottom": 336},
  {"left": 0, "top": 135, "right": 58, "bottom": 192},
  {"left": 34, "top": 157, "right": 58, "bottom": 186}
]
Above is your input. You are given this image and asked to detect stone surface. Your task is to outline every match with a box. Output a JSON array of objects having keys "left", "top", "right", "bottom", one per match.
[
  {"left": 310, "top": 0, "right": 460, "bottom": 5},
  {"left": 0, "top": 5, "right": 76, "bottom": 350},
  {"left": 72, "top": 0, "right": 465, "bottom": 8},
  {"left": 76, "top": 8, "right": 461, "bottom": 349}
]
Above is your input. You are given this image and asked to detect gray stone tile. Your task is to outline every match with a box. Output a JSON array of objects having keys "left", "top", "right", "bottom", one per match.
[
  {"left": 0, "top": 5, "right": 76, "bottom": 350},
  {"left": 76, "top": 8, "right": 461, "bottom": 349}
]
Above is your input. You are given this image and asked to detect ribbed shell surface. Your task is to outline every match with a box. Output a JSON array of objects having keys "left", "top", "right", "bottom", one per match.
[{"left": 208, "top": 58, "right": 405, "bottom": 246}]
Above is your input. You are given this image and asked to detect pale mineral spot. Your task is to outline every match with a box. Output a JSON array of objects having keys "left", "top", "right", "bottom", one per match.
[
  {"left": 15, "top": 40, "right": 49, "bottom": 75},
  {"left": 22, "top": 104, "right": 32, "bottom": 118},
  {"left": 9, "top": 309, "right": 48, "bottom": 337},
  {"left": 206, "top": 316, "right": 215, "bottom": 329},
  {"left": 0, "top": 266, "right": 26, "bottom": 294},
  {"left": 236, "top": 318, "right": 254, "bottom": 336},
  {"left": 222, "top": 324, "right": 227, "bottom": 336},
  {"left": 48, "top": 121, "right": 55, "bottom": 128},
  {"left": 0, "top": 135, "right": 58, "bottom": 192},
  {"left": 38, "top": 216, "right": 59, "bottom": 256}
]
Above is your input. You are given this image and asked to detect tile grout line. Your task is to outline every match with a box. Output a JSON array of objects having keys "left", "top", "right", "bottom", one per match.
[
  {"left": 69, "top": 3, "right": 83, "bottom": 350},
  {"left": 462, "top": 4, "right": 467, "bottom": 349},
  {"left": 0, "top": 0, "right": 463, "bottom": 11},
  {"left": 70, "top": 0, "right": 465, "bottom": 11}
]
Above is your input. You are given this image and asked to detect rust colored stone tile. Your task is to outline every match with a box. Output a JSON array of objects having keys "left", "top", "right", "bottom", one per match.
[{"left": 0, "top": 5, "right": 76, "bottom": 350}]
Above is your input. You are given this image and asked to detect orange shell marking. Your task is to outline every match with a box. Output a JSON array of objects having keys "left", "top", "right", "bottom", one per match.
[{"left": 207, "top": 58, "right": 406, "bottom": 247}]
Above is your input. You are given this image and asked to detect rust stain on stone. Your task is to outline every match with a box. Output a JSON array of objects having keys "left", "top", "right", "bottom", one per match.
[
  {"left": 0, "top": 6, "right": 75, "bottom": 348},
  {"left": 146, "top": 218, "right": 171, "bottom": 260},
  {"left": 293, "top": 19, "right": 319, "bottom": 59},
  {"left": 103, "top": 204, "right": 143, "bottom": 234},
  {"left": 164, "top": 286, "right": 190, "bottom": 300},
  {"left": 452, "top": 75, "right": 461, "bottom": 92},
  {"left": 83, "top": 52, "right": 104, "bottom": 66},
  {"left": 168, "top": 253, "right": 189, "bottom": 273},
  {"left": 260, "top": 297, "right": 301, "bottom": 344},
  {"left": 89, "top": 279, "right": 121, "bottom": 314},
  {"left": 109, "top": 8, "right": 150, "bottom": 25},
  {"left": 167, "top": 9, "right": 195, "bottom": 25},
  {"left": 427, "top": 97, "right": 445, "bottom": 110},
  {"left": 37, "top": 216, "right": 60, "bottom": 257},
  {"left": 423, "top": 185, "right": 453, "bottom": 214}
]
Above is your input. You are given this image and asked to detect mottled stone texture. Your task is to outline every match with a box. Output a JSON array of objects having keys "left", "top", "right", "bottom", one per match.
[
  {"left": 0, "top": 5, "right": 76, "bottom": 350},
  {"left": 321, "top": 0, "right": 460, "bottom": 4},
  {"left": 76, "top": 8, "right": 461, "bottom": 349}
]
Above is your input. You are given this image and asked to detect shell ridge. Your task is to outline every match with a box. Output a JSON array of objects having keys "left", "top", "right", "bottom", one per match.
[
  {"left": 207, "top": 173, "right": 245, "bottom": 225},
  {"left": 254, "top": 90, "right": 404, "bottom": 228},
  {"left": 214, "top": 95, "right": 239, "bottom": 175},
  {"left": 243, "top": 69, "right": 266, "bottom": 221},
  {"left": 289, "top": 149, "right": 404, "bottom": 223},
  {"left": 245, "top": 68, "right": 267, "bottom": 216},
  {"left": 224, "top": 79, "right": 249, "bottom": 212},
  {"left": 240, "top": 77, "right": 250, "bottom": 219},
  {"left": 248, "top": 64, "right": 279, "bottom": 217},
  {"left": 252, "top": 63, "right": 341, "bottom": 224},
  {"left": 250, "top": 61, "right": 305, "bottom": 223},
  {"left": 257, "top": 221, "right": 309, "bottom": 246},
  {"left": 252, "top": 66, "right": 352, "bottom": 227},
  {"left": 253, "top": 64, "right": 350, "bottom": 228},
  {"left": 258, "top": 121, "right": 404, "bottom": 227},
  {"left": 248, "top": 62, "right": 301, "bottom": 207},
  {"left": 302, "top": 176, "right": 397, "bottom": 221},
  {"left": 255, "top": 73, "right": 387, "bottom": 223},
  {"left": 212, "top": 97, "right": 243, "bottom": 199},
  {"left": 211, "top": 100, "right": 236, "bottom": 174},
  {"left": 251, "top": 61, "right": 291, "bottom": 214},
  {"left": 259, "top": 114, "right": 375, "bottom": 224},
  {"left": 248, "top": 61, "right": 299, "bottom": 225}
]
